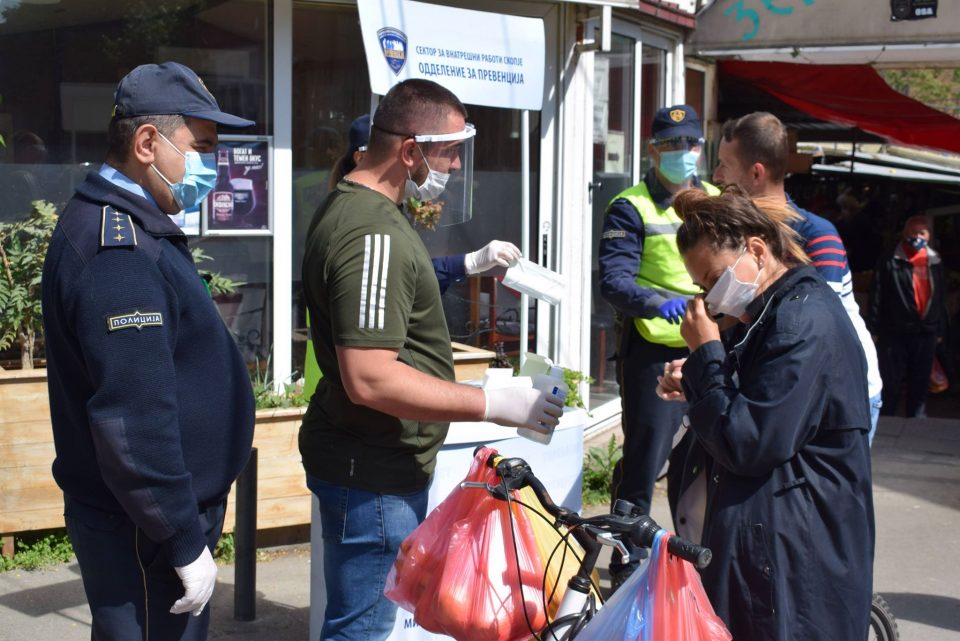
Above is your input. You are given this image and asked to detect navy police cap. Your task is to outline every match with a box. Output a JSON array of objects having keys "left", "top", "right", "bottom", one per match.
[
  {"left": 651, "top": 104, "right": 702, "bottom": 142},
  {"left": 112, "top": 61, "right": 255, "bottom": 128},
  {"left": 348, "top": 114, "right": 371, "bottom": 154}
]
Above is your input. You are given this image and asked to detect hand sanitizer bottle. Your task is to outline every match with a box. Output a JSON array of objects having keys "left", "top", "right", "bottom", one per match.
[{"left": 517, "top": 366, "right": 568, "bottom": 445}]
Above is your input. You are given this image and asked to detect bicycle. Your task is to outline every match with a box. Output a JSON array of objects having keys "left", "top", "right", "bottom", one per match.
[
  {"left": 870, "top": 592, "right": 899, "bottom": 641},
  {"left": 463, "top": 452, "right": 713, "bottom": 641},
  {"left": 467, "top": 451, "right": 900, "bottom": 641}
]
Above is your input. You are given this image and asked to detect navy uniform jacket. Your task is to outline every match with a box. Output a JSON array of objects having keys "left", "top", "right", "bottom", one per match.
[
  {"left": 431, "top": 254, "right": 466, "bottom": 294},
  {"left": 41, "top": 171, "right": 255, "bottom": 567},
  {"left": 598, "top": 170, "right": 706, "bottom": 319},
  {"left": 681, "top": 266, "right": 874, "bottom": 641}
]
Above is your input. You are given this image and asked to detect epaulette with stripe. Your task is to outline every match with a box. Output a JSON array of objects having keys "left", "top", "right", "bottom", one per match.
[{"left": 100, "top": 205, "right": 138, "bottom": 248}]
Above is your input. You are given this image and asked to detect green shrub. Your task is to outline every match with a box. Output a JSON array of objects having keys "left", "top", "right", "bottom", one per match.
[
  {"left": 0, "top": 200, "right": 58, "bottom": 368},
  {"left": 251, "top": 357, "right": 308, "bottom": 409},
  {"left": 582, "top": 435, "right": 622, "bottom": 506},
  {"left": 190, "top": 246, "right": 242, "bottom": 295},
  {"left": 214, "top": 533, "right": 236, "bottom": 564},
  {"left": 562, "top": 368, "right": 594, "bottom": 410},
  {"left": 0, "top": 533, "right": 74, "bottom": 572}
]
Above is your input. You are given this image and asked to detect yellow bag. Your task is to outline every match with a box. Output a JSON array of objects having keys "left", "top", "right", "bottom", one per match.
[{"left": 517, "top": 485, "right": 601, "bottom": 619}]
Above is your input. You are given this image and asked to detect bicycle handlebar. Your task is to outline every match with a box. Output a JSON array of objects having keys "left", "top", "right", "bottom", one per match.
[{"left": 480, "top": 452, "right": 712, "bottom": 570}]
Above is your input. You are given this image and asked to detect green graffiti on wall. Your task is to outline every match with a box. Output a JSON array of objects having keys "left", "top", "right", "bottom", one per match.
[{"left": 723, "top": 0, "right": 816, "bottom": 42}]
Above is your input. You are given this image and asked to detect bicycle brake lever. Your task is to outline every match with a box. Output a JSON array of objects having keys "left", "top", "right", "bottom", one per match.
[
  {"left": 595, "top": 531, "right": 631, "bottom": 565},
  {"left": 459, "top": 481, "right": 509, "bottom": 500}
]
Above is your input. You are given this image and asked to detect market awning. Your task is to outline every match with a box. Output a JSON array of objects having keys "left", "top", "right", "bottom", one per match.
[
  {"left": 719, "top": 61, "right": 960, "bottom": 155},
  {"left": 692, "top": 0, "right": 959, "bottom": 65}
]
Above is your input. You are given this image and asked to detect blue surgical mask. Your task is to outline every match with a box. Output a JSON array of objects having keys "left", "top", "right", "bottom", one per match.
[
  {"left": 658, "top": 149, "right": 700, "bottom": 184},
  {"left": 151, "top": 132, "right": 218, "bottom": 210},
  {"left": 907, "top": 236, "right": 928, "bottom": 251}
]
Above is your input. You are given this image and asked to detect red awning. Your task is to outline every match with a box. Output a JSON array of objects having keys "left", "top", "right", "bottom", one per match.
[{"left": 719, "top": 61, "right": 960, "bottom": 154}]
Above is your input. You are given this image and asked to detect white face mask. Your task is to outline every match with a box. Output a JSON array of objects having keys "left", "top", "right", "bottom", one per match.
[
  {"left": 404, "top": 144, "right": 450, "bottom": 201},
  {"left": 704, "top": 249, "right": 761, "bottom": 318}
]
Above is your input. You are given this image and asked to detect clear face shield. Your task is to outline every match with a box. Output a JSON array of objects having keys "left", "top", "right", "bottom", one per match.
[{"left": 408, "top": 124, "right": 476, "bottom": 228}]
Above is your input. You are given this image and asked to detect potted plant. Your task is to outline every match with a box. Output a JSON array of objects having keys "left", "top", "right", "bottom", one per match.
[{"left": 0, "top": 200, "right": 56, "bottom": 370}]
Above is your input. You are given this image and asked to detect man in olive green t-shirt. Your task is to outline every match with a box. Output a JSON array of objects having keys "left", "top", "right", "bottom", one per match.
[{"left": 299, "top": 79, "right": 563, "bottom": 641}]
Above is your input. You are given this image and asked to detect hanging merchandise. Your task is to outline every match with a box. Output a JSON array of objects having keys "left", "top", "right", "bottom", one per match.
[
  {"left": 574, "top": 530, "right": 731, "bottom": 641},
  {"left": 930, "top": 356, "right": 949, "bottom": 393},
  {"left": 385, "top": 447, "right": 593, "bottom": 641}
]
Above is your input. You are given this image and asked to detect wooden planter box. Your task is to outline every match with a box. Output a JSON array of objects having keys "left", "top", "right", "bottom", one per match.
[
  {"left": 451, "top": 341, "right": 495, "bottom": 382},
  {"left": 0, "top": 368, "right": 310, "bottom": 538},
  {"left": 1, "top": 340, "right": 495, "bottom": 541}
]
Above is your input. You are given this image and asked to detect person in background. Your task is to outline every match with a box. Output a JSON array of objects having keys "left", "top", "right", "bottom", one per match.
[
  {"left": 712, "top": 111, "right": 883, "bottom": 442},
  {"left": 597, "top": 104, "right": 719, "bottom": 588},
  {"left": 300, "top": 79, "right": 563, "bottom": 641},
  {"left": 41, "top": 62, "right": 256, "bottom": 641},
  {"left": 4, "top": 130, "right": 47, "bottom": 220},
  {"left": 868, "top": 215, "right": 946, "bottom": 418},
  {"left": 666, "top": 187, "right": 874, "bottom": 641}
]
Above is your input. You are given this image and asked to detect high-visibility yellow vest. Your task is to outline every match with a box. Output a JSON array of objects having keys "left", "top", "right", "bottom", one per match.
[{"left": 610, "top": 180, "right": 720, "bottom": 347}]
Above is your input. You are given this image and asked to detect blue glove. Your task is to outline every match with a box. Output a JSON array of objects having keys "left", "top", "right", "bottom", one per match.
[{"left": 658, "top": 298, "right": 687, "bottom": 324}]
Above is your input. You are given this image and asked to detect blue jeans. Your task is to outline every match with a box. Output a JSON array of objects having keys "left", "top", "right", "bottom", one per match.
[
  {"left": 868, "top": 392, "right": 882, "bottom": 445},
  {"left": 307, "top": 474, "right": 429, "bottom": 641}
]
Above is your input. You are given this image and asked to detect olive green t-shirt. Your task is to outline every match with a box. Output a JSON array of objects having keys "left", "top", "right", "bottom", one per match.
[{"left": 299, "top": 180, "right": 455, "bottom": 493}]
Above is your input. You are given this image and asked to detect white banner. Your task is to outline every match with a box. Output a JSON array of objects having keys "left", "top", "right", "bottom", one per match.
[{"left": 358, "top": 0, "right": 545, "bottom": 111}]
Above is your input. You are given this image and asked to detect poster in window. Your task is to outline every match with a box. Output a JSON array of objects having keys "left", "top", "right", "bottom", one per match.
[
  {"left": 169, "top": 205, "right": 201, "bottom": 235},
  {"left": 202, "top": 136, "right": 272, "bottom": 235}
]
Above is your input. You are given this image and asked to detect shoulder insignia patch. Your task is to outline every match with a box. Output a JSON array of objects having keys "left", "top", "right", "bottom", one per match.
[
  {"left": 100, "top": 206, "right": 138, "bottom": 248},
  {"left": 601, "top": 229, "right": 628, "bottom": 240},
  {"left": 106, "top": 311, "right": 163, "bottom": 332}
]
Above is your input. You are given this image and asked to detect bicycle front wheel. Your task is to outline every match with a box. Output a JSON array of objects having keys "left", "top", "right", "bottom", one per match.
[{"left": 869, "top": 592, "right": 900, "bottom": 641}]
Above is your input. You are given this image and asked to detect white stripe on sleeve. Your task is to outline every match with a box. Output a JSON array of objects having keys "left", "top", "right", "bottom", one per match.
[
  {"left": 358, "top": 234, "right": 372, "bottom": 329},
  {"left": 377, "top": 235, "right": 391, "bottom": 329},
  {"left": 368, "top": 234, "right": 383, "bottom": 330}
]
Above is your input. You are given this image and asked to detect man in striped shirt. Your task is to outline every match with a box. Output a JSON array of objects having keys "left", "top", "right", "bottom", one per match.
[
  {"left": 299, "top": 79, "right": 562, "bottom": 641},
  {"left": 713, "top": 112, "right": 883, "bottom": 441}
]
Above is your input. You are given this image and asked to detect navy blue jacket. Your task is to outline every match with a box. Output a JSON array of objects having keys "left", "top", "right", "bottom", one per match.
[
  {"left": 599, "top": 170, "right": 706, "bottom": 319},
  {"left": 42, "top": 171, "right": 255, "bottom": 567},
  {"left": 681, "top": 266, "right": 874, "bottom": 641},
  {"left": 431, "top": 254, "right": 466, "bottom": 294}
]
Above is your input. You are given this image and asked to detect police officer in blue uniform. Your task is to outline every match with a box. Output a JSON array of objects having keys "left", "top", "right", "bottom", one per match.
[
  {"left": 598, "top": 105, "right": 719, "bottom": 588},
  {"left": 41, "top": 62, "right": 256, "bottom": 641}
]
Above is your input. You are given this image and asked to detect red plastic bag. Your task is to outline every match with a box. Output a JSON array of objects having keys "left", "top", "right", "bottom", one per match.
[
  {"left": 385, "top": 447, "right": 547, "bottom": 641},
  {"left": 575, "top": 530, "right": 730, "bottom": 641},
  {"left": 649, "top": 531, "right": 731, "bottom": 641},
  {"left": 930, "top": 356, "right": 949, "bottom": 393}
]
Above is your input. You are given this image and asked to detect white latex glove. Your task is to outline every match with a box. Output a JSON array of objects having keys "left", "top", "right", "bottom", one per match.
[
  {"left": 483, "top": 387, "right": 563, "bottom": 431},
  {"left": 171, "top": 546, "right": 217, "bottom": 616},
  {"left": 464, "top": 240, "right": 522, "bottom": 275}
]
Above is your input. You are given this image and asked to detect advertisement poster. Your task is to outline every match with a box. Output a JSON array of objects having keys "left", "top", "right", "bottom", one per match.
[{"left": 203, "top": 135, "right": 272, "bottom": 235}]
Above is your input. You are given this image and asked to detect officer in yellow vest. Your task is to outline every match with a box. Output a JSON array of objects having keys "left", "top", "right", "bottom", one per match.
[{"left": 598, "top": 104, "right": 718, "bottom": 588}]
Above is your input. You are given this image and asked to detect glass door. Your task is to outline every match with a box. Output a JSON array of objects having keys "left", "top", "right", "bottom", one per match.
[
  {"left": 588, "top": 27, "right": 673, "bottom": 416},
  {"left": 590, "top": 33, "right": 636, "bottom": 409}
]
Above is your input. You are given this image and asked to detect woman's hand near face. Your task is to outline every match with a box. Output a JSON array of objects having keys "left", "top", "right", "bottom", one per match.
[
  {"left": 656, "top": 358, "right": 687, "bottom": 401},
  {"left": 681, "top": 296, "right": 721, "bottom": 351}
]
